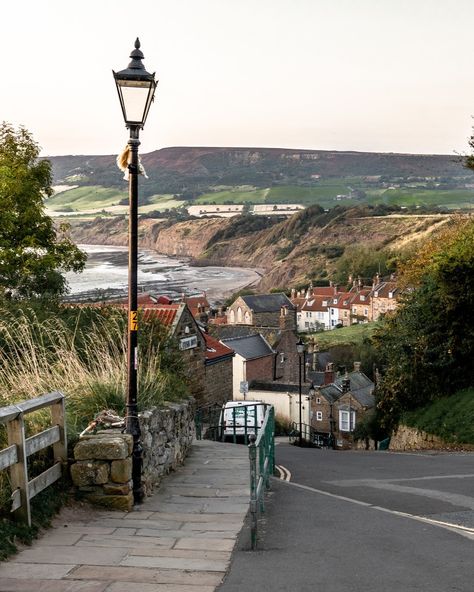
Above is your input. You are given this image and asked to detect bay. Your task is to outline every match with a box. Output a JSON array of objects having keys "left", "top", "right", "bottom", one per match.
[{"left": 65, "top": 244, "right": 261, "bottom": 303}]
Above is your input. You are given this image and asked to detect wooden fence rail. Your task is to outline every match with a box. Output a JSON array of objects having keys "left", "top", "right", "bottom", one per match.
[{"left": 0, "top": 391, "right": 67, "bottom": 526}]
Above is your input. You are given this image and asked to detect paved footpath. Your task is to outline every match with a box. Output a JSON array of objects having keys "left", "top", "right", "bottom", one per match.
[{"left": 0, "top": 440, "right": 250, "bottom": 592}]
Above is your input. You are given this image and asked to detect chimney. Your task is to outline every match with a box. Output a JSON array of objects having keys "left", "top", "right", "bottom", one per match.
[
  {"left": 280, "top": 305, "right": 297, "bottom": 331},
  {"left": 333, "top": 284, "right": 338, "bottom": 295},
  {"left": 353, "top": 361, "right": 361, "bottom": 372},
  {"left": 341, "top": 377, "right": 351, "bottom": 393},
  {"left": 357, "top": 277, "right": 362, "bottom": 290},
  {"left": 291, "top": 288, "right": 296, "bottom": 299},
  {"left": 324, "top": 362, "right": 335, "bottom": 385}
]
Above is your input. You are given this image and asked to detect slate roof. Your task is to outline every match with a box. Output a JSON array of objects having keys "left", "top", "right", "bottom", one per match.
[
  {"left": 241, "top": 293, "right": 294, "bottom": 313},
  {"left": 221, "top": 334, "right": 275, "bottom": 360}
]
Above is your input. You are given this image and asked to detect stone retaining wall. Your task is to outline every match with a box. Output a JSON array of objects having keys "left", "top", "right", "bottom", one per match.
[
  {"left": 70, "top": 399, "right": 195, "bottom": 510},
  {"left": 389, "top": 424, "right": 474, "bottom": 451}
]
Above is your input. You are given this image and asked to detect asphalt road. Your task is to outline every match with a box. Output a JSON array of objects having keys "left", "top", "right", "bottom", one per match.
[{"left": 219, "top": 441, "right": 474, "bottom": 592}]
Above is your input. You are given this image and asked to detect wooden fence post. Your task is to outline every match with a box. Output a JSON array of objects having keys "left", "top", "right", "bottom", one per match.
[
  {"left": 51, "top": 398, "right": 67, "bottom": 472},
  {"left": 7, "top": 413, "right": 31, "bottom": 525}
]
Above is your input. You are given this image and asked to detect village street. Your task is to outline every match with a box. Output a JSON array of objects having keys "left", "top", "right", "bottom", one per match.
[{"left": 220, "top": 442, "right": 474, "bottom": 592}]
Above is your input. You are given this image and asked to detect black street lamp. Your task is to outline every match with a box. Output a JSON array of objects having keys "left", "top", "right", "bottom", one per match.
[
  {"left": 113, "top": 39, "right": 157, "bottom": 504},
  {"left": 296, "top": 337, "right": 306, "bottom": 447}
]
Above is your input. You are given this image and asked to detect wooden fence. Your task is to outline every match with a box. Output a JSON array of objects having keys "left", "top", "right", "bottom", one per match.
[{"left": 0, "top": 391, "right": 67, "bottom": 526}]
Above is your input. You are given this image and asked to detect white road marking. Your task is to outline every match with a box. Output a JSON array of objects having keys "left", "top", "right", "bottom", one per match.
[
  {"left": 275, "top": 465, "right": 291, "bottom": 481},
  {"left": 273, "top": 477, "right": 474, "bottom": 540}
]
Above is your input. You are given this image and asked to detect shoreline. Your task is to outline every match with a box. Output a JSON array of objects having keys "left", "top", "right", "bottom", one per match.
[{"left": 67, "top": 244, "right": 265, "bottom": 304}]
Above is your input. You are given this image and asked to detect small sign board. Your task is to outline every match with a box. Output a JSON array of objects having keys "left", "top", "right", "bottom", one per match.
[{"left": 239, "top": 381, "right": 249, "bottom": 394}]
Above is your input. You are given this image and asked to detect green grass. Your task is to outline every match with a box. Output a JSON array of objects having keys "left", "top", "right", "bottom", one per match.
[
  {"left": 46, "top": 186, "right": 128, "bottom": 210},
  {"left": 310, "top": 322, "right": 379, "bottom": 348},
  {"left": 45, "top": 188, "right": 181, "bottom": 215},
  {"left": 402, "top": 388, "right": 474, "bottom": 444},
  {"left": 196, "top": 187, "right": 269, "bottom": 204}
]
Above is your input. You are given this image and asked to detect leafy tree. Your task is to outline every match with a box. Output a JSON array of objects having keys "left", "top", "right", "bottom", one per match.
[
  {"left": 333, "top": 245, "right": 395, "bottom": 284},
  {"left": 0, "top": 123, "right": 86, "bottom": 298},
  {"left": 373, "top": 217, "right": 474, "bottom": 429}
]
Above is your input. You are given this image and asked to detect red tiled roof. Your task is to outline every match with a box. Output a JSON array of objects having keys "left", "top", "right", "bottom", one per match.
[
  {"left": 141, "top": 304, "right": 180, "bottom": 326},
  {"left": 204, "top": 333, "right": 234, "bottom": 361},
  {"left": 300, "top": 295, "right": 330, "bottom": 312}
]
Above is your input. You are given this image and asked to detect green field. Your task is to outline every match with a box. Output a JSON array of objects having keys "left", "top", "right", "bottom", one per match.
[
  {"left": 46, "top": 180, "right": 474, "bottom": 216},
  {"left": 310, "top": 322, "right": 378, "bottom": 348},
  {"left": 46, "top": 186, "right": 127, "bottom": 211},
  {"left": 196, "top": 187, "right": 269, "bottom": 204},
  {"left": 45, "top": 186, "right": 182, "bottom": 215}
]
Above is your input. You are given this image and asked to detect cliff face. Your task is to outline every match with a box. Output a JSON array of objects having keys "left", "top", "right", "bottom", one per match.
[{"left": 68, "top": 211, "right": 451, "bottom": 291}]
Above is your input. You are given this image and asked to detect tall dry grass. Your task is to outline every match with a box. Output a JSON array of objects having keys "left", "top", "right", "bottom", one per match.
[
  {"left": 0, "top": 304, "right": 187, "bottom": 439},
  {"left": 0, "top": 303, "right": 188, "bottom": 513}
]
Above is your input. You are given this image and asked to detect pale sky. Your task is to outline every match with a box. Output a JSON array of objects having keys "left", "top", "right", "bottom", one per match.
[{"left": 3, "top": 0, "right": 474, "bottom": 156}]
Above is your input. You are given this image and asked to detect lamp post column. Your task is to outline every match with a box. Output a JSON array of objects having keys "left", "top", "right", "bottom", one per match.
[
  {"left": 298, "top": 351, "right": 302, "bottom": 447},
  {"left": 126, "top": 126, "right": 143, "bottom": 504}
]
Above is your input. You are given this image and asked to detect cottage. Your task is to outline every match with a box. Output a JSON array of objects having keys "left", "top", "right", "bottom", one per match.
[{"left": 227, "top": 293, "right": 295, "bottom": 328}]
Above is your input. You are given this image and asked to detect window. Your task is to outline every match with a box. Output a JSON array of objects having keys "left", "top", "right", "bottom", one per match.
[
  {"left": 388, "top": 291, "right": 393, "bottom": 299},
  {"left": 316, "top": 397, "right": 321, "bottom": 404},
  {"left": 179, "top": 335, "right": 198, "bottom": 350},
  {"left": 364, "top": 308, "right": 368, "bottom": 316},
  {"left": 316, "top": 411, "right": 323, "bottom": 421},
  {"left": 237, "top": 307, "right": 243, "bottom": 322},
  {"left": 339, "top": 410, "right": 356, "bottom": 432},
  {"left": 333, "top": 298, "right": 337, "bottom": 304},
  {"left": 360, "top": 295, "right": 365, "bottom": 302}
]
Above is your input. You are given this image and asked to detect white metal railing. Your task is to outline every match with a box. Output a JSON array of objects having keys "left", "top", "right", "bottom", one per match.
[{"left": 0, "top": 391, "right": 67, "bottom": 525}]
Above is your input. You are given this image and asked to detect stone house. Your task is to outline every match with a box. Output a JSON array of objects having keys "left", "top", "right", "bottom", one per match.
[
  {"left": 311, "top": 363, "right": 375, "bottom": 449},
  {"left": 203, "top": 332, "right": 234, "bottom": 406},
  {"left": 142, "top": 302, "right": 207, "bottom": 402},
  {"left": 227, "top": 293, "right": 295, "bottom": 328},
  {"left": 371, "top": 279, "right": 399, "bottom": 321}
]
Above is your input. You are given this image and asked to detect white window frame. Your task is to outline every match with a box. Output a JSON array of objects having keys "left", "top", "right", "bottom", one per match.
[
  {"left": 339, "top": 409, "right": 356, "bottom": 432},
  {"left": 316, "top": 411, "right": 323, "bottom": 421}
]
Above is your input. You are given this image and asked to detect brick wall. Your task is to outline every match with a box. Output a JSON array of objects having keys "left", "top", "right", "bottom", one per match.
[{"left": 246, "top": 355, "right": 275, "bottom": 383}]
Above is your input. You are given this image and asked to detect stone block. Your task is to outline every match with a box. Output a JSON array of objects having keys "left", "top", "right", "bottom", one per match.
[
  {"left": 103, "top": 482, "right": 132, "bottom": 496},
  {"left": 71, "top": 461, "right": 109, "bottom": 486},
  {"left": 75, "top": 437, "right": 129, "bottom": 460},
  {"left": 85, "top": 492, "right": 134, "bottom": 512},
  {"left": 111, "top": 458, "right": 132, "bottom": 483}
]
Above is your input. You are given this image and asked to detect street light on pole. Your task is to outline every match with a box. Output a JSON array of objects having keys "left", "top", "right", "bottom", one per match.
[
  {"left": 113, "top": 38, "right": 157, "bottom": 504},
  {"left": 296, "top": 337, "right": 306, "bottom": 447}
]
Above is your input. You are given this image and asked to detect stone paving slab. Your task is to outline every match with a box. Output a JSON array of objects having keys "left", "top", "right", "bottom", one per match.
[
  {"left": 67, "top": 566, "right": 223, "bottom": 586},
  {"left": 105, "top": 583, "right": 215, "bottom": 592},
  {"left": 0, "top": 579, "right": 108, "bottom": 592},
  {"left": 0, "top": 441, "right": 249, "bottom": 592}
]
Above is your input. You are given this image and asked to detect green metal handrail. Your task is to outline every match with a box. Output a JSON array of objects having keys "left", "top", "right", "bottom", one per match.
[{"left": 248, "top": 405, "right": 275, "bottom": 550}]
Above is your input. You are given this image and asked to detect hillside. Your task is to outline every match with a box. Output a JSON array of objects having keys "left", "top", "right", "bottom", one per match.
[
  {"left": 46, "top": 146, "right": 474, "bottom": 213},
  {"left": 68, "top": 207, "right": 453, "bottom": 291}
]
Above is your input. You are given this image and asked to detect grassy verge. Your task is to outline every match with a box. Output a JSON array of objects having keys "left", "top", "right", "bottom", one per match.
[
  {"left": 310, "top": 322, "right": 379, "bottom": 348},
  {"left": 401, "top": 388, "right": 474, "bottom": 444}
]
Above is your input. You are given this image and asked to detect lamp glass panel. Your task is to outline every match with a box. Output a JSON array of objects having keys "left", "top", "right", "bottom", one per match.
[{"left": 118, "top": 80, "right": 152, "bottom": 124}]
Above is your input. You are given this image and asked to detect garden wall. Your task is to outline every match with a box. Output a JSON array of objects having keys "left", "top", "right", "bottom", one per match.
[{"left": 70, "top": 399, "right": 195, "bottom": 510}]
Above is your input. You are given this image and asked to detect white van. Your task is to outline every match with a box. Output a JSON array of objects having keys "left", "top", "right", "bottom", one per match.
[{"left": 220, "top": 400, "right": 271, "bottom": 441}]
